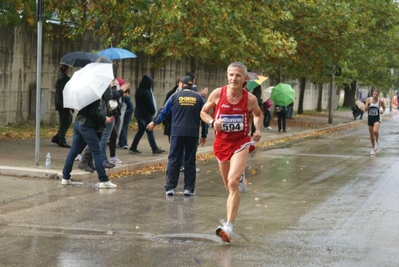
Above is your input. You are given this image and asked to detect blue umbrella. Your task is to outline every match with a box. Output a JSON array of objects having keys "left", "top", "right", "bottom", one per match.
[{"left": 98, "top": 48, "right": 137, "bottom": 60}]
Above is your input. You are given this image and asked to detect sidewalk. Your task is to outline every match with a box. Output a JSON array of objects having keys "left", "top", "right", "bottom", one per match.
[{"left": 0, "top": 110, "right": 370, "bottom": 180}]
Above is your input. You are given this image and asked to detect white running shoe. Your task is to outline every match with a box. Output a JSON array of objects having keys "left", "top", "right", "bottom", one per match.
[
  {"left": 166, "top": 189, "right": 175, "bottom": 196},
  {"left": 109, "top": 156, "right": 123, "bottom": 164},
  {"left": 98, "top": 181, "right": 117, "bottom": 189},
  {"left": 180, "top": 167, "right": 200, "bottom": 173},
  {"left": 216, "top": 220, "right": 233, "bottom": 243},
  {"left": 61, "top": 179, "right": 84, "bottom": 185},
  {"left": 374, "top": 141, "right": 379, "bottom": 152},
  {"left": 239, "top": 173, "right": 247, "bottom": 193},
  {"left": 183, "top": 189, "right": 195, "bottom": 196},
  {"left": 370, "top": 148, "right": 375, "bottom": 155},
  {"left": 74, "top": 154, "right": 82, "bottom": 161}
]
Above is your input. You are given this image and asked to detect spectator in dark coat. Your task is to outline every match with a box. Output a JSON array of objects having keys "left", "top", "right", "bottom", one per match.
[
  {"left": 128, "top": 74, "right": 165, "bottom": 155},
  {"left": 276, "top": 105, "right": 287, "bottom": 132},
  {"left": 52, "top": 64, "right": 73, "bottom": 148},
  {"left": 250, "top": 85, "right": 264, "bottom": 136}
]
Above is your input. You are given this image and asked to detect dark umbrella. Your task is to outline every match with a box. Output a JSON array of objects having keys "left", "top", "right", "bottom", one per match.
[{"left": 60, "top": 51, "right": 111, "bottom": 67}]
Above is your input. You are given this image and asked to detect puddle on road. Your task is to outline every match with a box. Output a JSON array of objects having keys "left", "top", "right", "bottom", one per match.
[
  {"left": 9, "top": 224, "right": 221, "bottom": 245},
  {"left": 153, "top": 233, "right": 220, "bottom": 245}
]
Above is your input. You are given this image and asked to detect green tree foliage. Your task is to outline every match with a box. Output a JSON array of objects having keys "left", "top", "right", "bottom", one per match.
[{"left": 2, "top": 0, "right": 399, "bottom": 99}]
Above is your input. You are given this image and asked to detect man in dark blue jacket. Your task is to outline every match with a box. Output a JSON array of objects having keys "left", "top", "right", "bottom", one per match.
[{"left": 147, "top": 76, "right": 206, "bottom": 196}]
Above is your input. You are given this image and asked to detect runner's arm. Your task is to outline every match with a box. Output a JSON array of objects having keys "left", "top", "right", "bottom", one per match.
[
  {"left": 248, "top": 93, "right": 263, "bottom": 142},
  {"left": 200, "top": 88, "right": 220, "bottom": 128},
  {"left": 380, "top": 100, "right": 386, "bottom": 114},
  {"left": 364, "top": 98, "right": 370, "bottom": 111}
]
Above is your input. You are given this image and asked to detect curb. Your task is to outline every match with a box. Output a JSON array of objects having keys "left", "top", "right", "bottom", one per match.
[{"left": 0, "top": 119, "right": 364, "bottom": 180}]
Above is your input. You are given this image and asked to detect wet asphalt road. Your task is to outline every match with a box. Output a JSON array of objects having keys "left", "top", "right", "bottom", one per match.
[{"left": 1, "top": 115, "right": 399, "bottom": 267}]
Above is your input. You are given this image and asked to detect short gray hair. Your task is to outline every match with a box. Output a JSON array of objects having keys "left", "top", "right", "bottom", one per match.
[{"left": 227, "top": 62, "right": 248, "bottom": 77}]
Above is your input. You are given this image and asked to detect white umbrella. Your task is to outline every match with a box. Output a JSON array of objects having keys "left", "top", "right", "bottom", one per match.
[
  {"left": 355, "top": 100, "right": 365, "bottom": 111},
  {"left": 63, "top": 63, "right": 114, "bottom": 110},
  {"left": 262, "top": 86, "right": 273, "bottom": 101}
]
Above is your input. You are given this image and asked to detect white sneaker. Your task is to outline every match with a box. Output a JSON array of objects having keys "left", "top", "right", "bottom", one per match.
[
  {"left": 370, "top": 148, "right": 375, "bottom": 155},
  {"left": 98, "top": 181, "right": 117, "bottom": 189},
  {"left": 267, "top": 126, "right": 272, "bottom": 129},
  {"left": 74, "top": 154, "right": 82, "bottom": 161},
  {"left": 109, "top": 156, "right": 123, "bottom": 164},
  {"left": 216, "top": 220, "right": 233, "bottom": 243},
  {"left": 374, "top": 141, "right": 379, "bottom": 152},
  {"left": 180, "top": 167, "right": 200, "bottom": 173},
  {"left": 166, "top": 189, "right": 175, "bottom": 196},
  {"left": 183, "top": 189, "right": 195, "bottom": 196},
  {"left": 61, "top": 178, "right": 84, "bottom": 185},
  {"left": 239, "top": 173, "right": 247, "bottom": 193}
]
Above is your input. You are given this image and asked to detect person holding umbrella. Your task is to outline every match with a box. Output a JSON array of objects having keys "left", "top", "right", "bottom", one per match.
[
  {"left": 61, "top": 62, "right": 118, "bottom": 189},
  {"left": 61, "top": 84, "right": 118, "bottom": 188},
  {"left": 270, "top": 83, "right": 295, "bottom": 133},
  {"left": 51, "top": 64, "right": 73, "bottom": 148},
  {"left": 200, "top": 62, "right": 263, "bottom": 243},
  {"left": 275, "top": 104, "right": 287, "bottom": 132}
]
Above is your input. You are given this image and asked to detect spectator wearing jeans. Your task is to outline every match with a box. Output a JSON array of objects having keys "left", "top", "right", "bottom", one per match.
[
  {"left": 117, "top": 89, "right": 134, "bottom": 149},
  {"left": 61, "top": 86, "right": 117, "bottom": 189}
]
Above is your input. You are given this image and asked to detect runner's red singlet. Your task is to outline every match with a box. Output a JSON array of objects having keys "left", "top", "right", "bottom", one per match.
[{"left": 213, "top": 86, "right": 255, "bottom": 162}]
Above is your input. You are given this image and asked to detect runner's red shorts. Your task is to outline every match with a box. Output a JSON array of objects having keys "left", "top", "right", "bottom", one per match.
[{"left": 213, "top": 136, "right": 255, "bottom": 162}]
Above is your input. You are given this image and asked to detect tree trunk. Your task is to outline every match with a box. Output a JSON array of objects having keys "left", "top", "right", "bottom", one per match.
[
  {"left": 317, "top": 83, "right": 323, "bottom": 111},
  {"left": 190, "top": 57, "right": 197, "bottom": 73},
  {"left": 297, "top": 77, "right": 306, "bottom": 114},
  {"left": 342, "top": 81, "right": 356, "bottom": 108}
]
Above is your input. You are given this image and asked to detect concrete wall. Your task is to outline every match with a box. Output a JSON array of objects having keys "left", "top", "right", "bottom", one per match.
[{"left": 0, "top": 23, "right": 338, "bottom": 126}]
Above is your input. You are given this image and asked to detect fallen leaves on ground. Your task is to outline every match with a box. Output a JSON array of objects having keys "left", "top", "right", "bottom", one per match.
[
  {"left": 110, "top": 120, "right": 363, "bottom": 179},
  {"left": 257, "top": 121, "right": 362, "bottom": 148},
  {"left": 0, "top": 122, "right": 143, "bottom": 140}
]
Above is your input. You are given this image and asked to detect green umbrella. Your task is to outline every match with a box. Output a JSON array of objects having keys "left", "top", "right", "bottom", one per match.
[{"left": 270, "top": 83, "right": 295, "bottom": 106}]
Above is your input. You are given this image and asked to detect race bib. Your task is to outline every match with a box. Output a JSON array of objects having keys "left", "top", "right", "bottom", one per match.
[
  {"left": 220, "top": 114, "right": 244, "bottom": 132},
  {"left": 368, "top": 107, "right": 379, "bottom": 116}
]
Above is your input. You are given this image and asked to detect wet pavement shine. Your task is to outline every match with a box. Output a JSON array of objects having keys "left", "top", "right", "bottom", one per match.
[{"left": 0, "top": 110, "right": 399, "bottom": 266}]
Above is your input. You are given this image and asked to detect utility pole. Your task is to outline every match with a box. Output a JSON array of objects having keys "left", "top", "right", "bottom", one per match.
[{"left": 35, "top": 0, "right": 43, "bottom": 166}]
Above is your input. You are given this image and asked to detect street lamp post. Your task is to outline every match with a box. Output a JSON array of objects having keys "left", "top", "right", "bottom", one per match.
[{"left": 35, "top": 0, "right": 43, "bottom": 166}]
